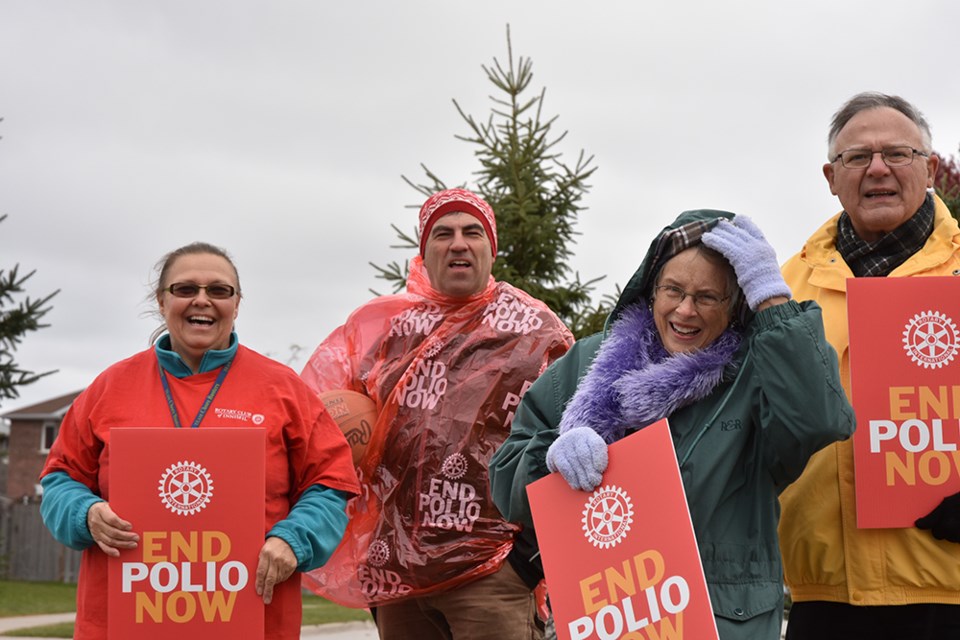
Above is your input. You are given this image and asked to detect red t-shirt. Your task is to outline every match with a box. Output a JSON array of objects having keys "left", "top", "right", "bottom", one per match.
[{"left": 43, "top": 345, "right": 360, "bottom": 640}]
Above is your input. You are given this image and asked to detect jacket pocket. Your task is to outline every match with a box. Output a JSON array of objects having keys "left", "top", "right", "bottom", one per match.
[{"left": 709, "top": 580, "right": 782, "bottom": 622}]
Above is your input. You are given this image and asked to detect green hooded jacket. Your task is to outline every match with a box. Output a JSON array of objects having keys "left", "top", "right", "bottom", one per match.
[{"left": 489, "top": 210, "right": 854, "bottom": 640}]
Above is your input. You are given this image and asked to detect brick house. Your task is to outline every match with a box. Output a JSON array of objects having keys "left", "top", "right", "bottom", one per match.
[{"left": 1, "top": 391, "right": 82, "bottom": 500}]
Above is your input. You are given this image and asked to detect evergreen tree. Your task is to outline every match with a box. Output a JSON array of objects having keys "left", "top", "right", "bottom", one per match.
[
  {"left": 371, "top": 27, "right": 614, "bottom": 338},
  {"left": 935, "top": 145, "right": 960, "bottom": 219},
  {"left": 0, "top": 214, "right": 59, "bottom": 403}
]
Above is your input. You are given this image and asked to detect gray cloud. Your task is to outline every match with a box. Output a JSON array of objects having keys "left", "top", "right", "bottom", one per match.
[{"left": 2, "top": 0, "right": 959, "bottom": 410}]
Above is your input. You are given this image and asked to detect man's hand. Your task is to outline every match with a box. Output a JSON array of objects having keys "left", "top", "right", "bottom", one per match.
[
  {"left": 256, "top": 537, "right": 298, "bottom": 605},
  {"left": 87, "top": 502, "right": 139, "bottom": 557},
  {"left": 915, "top": 491, "right": 960, "bottom": 543}
]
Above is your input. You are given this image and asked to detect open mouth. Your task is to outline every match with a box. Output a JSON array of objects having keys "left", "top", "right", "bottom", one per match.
[
  {"left": 188, "top": 315, "right": 215, "bottom": 326},
  {"left": 449, "top": 260, "right": 472, "bottom": 269},
  {"left": 865, "top": 189, "right": 897, "bottom": 198},
  {"left": 670, "top": 322, "right": 700, "bottom": 337}
]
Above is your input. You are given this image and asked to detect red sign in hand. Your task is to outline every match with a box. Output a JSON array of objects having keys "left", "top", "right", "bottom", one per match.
[
  {"left": 527, "top": 419, "right": 718, "bottom": 640},
  {"left": 108, "top": 428, "right": 266, "bottom": 640},
  {"left": 848, "top": 277, "right": 960, "bottom": 528}
]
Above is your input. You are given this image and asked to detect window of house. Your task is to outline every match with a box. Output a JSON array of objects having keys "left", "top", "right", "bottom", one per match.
[{"left": 41, "top": 421, "right": 60, "bottom": 452}]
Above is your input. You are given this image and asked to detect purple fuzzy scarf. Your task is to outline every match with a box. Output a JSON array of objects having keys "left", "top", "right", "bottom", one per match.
[{"left": 558, "top": 304, "right": 742, "bottom": 443}]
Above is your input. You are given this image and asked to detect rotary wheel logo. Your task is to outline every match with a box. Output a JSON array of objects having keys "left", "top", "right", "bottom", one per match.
[
  {"left": 902, "top": 310, "right": 960, "bottom": 369},
  {"left": 582, "top": 485, "right": 634, "bottom": 549},
  {"left": 367, "top": 539, "right": 390, "bottom": 567},
  {"left": 158, "top": 461, "right": 214, "bottom": 516},
  {"left": 422, "top": 337, "right": 443, "bottom": 360},
  {"left": 441, "top": 453, "right": 468, "bottom": 480}
]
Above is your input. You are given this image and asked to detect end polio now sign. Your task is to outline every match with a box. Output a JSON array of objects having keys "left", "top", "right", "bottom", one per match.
[
  {"left": 108, "top": 428, "right": 265, "bottom": 640},
  {"left": 848, "top": 277, "right": 960, "bottom": 528},
  {"left": 527, "top": 420, "right": 718, "bottom": 640}
]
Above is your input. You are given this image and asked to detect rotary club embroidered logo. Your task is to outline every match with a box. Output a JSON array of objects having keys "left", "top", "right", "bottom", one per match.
[
  {"left": 582, "top": 484, "right": 634, "bottom": 549},
  {"left": 158, "top": 461, "right": 214, "bottom": 516},
  {"left": 902, "top": 310, "right": 960, "bottom": 369}
]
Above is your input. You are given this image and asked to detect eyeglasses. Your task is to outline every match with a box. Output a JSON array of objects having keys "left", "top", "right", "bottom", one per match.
[
  {"left": 166, "top": 283, "right": 237, "bottom": 299},
  {"left": 653, "top": 284, "right": 729, "bottom": 310},
  {"left": 831, "top": 146, "right": 929, "bottom": 169}
]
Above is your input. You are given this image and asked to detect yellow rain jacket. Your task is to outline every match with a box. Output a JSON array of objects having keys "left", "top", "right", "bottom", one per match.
[{"left": 779, "top": 195, "right": 960, "bottom": 605}]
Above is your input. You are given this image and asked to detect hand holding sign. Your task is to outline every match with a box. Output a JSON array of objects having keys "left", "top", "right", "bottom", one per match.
[
  {"left": 916, "top": 491, "right": 960, "bottom": 542},
  {"left": 87, "top": 501, "right": 139, "bottom": 557},
  {"left": 256, "top": 537, "right": 297, "bottom": 604},
  {"left": 546, "top": 426, "right": 608, "bottom": 491}
]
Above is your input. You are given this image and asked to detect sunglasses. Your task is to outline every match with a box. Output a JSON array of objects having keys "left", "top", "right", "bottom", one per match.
[{"left": 166, "top": 283, "right": 237, "bottom": 299}]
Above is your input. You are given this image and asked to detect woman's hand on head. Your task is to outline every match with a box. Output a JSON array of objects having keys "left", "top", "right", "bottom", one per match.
[
  {"left": 87, "top": 501, "right": 139, "bottom": 557},
  {"left": 256, "top": 537, "right": 298, "bottom": 605},
  {"left": 701, "top": 216, "right": 792, "bottom": 310}
]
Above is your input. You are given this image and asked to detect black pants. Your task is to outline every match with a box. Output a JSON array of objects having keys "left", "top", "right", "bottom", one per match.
[{"left": 786, "top": 601, "right": 960, "bottom": 640}]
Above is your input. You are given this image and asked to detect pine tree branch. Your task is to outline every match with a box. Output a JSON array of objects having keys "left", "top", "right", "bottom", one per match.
[{"left": 0, "top": 214, "right": 60, "bottom": 403}]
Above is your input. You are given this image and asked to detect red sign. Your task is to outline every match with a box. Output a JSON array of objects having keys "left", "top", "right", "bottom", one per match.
[
  {"left": 848, "top": 277, "right": 960, "bottom": 528},
  {"left": 527, "top": 420, "right": 718, "bottom": 640},
  {"left": 108, "top": 428, "right": 266, "bottom": 640}
]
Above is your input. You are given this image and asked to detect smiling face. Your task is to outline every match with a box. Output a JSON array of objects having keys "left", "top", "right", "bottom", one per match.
[
  {"left": 652, "top": 247, "right": 734, "bottom": 354},
  {"left": 824, "top": 106, "right": 939, "bottom": 242},
  {"left": 157, "top": 252, "right": 240, "bottom": 371},
  {"left": 422, "top": 211, "right": 494, "bottom": 298}
]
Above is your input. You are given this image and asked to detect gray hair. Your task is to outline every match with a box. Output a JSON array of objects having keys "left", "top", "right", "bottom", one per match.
[
  {"left": 827, "top": 92, "right": 933, "bottom": 158},
  {"left": 652, "top": 244, "right": 743, "bottom": 319}
]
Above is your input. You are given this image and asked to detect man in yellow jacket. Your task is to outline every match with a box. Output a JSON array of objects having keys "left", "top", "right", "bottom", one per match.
[{"left": 779, "top": 92, "right": 960, "bottom": 639}]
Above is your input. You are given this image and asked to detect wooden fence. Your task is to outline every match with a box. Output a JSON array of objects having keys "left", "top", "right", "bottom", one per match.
[{"left": 0, "top": 500, "right": 81, "bottom": 583}]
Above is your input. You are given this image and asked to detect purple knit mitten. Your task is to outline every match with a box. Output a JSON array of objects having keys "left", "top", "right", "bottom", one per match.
[
  {"left": 701, "top": 215, "right": 791, "bottom": 310},
  {"left": 546, "top": 427, "right": 608, "bottom": 491}
]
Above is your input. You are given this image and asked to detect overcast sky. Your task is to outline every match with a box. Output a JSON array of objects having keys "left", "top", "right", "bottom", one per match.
[{"left": 2, "top": 0, "right": 959, "bottom": 413}]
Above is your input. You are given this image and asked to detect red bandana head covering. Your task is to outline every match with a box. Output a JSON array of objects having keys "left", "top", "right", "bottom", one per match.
[{"left": 418, "top": 188, "right": 498, "bottom": 258}]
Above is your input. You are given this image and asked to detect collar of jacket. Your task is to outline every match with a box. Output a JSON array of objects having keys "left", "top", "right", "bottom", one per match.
[
  {"left": 801, "top": 194, "right": 960, "bottom": 292},
  {"left": 154, "top": 332, "right": 239, "bottom": 378}
]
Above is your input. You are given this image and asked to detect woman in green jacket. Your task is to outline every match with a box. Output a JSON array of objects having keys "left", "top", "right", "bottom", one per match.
[{"left": 489, "top": 210, "right": 854, "bottom": 640}]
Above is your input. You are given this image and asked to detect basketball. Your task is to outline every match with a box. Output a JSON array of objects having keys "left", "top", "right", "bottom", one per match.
[{"left": 318, "top": 389, "right": 377, "bottom": 467}]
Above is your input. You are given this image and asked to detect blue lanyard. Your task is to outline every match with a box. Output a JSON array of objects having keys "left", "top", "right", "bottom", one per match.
[{"left": 158, "top": 359, "right": 233, "bottom": 429}]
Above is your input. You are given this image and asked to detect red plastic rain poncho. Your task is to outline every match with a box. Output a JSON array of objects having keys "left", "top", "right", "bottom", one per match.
[{"left": 300, "top": 257, "right": 572, "bottom": 607}]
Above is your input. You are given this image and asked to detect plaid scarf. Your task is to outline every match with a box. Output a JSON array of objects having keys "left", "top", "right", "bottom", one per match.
[
  {"left": 836, "top": 193, "right": 935, "bottom": 277},
  {"left": 639, "top": 217, "right": 749, "bottom": 324},
  {"left": 647, "top": 219, "right": 717, "bottom": 279}
]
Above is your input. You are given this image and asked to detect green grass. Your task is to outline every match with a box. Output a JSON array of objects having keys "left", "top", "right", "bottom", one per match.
[
  {"left": 0, "top": 582, "right": 77, "bottom": 617},
  {"left": 2, "top": 623, "right": 73, "bottom": 638},
  {"left": 0, "top": 581, "right": 369, "bottom": 637},
  {"left": 0, "top": 581, "right": 78, "bottom": 638},
  {"left": 301, "top": 594, "right": 371, "bottom": 625}
]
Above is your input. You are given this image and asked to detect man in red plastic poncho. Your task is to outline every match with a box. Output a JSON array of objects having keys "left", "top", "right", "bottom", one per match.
[{"left": 300, "top": 188, "right": 573, "bottom": 640}]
